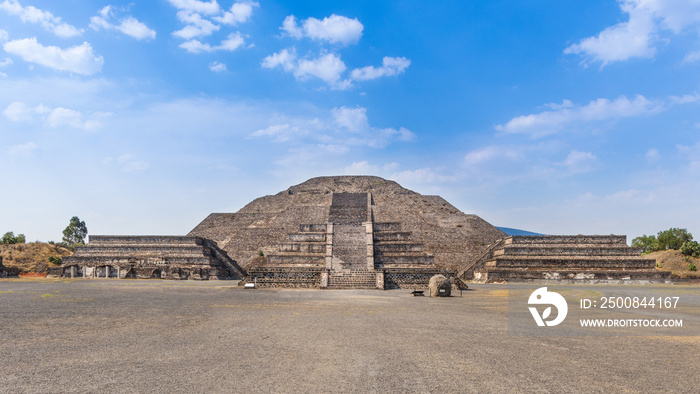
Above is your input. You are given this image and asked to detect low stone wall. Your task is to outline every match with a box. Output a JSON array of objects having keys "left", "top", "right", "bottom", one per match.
[
  {"left": 479, "top": 269, "right": 672, "bottom": 283},
  {"left": 245, "top": 267, "right": 324, "bottom": 288}
]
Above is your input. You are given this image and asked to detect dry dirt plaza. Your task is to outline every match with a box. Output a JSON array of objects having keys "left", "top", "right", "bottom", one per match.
[{"left": 1, "top": 279, "right": 699, "bottom": 393}]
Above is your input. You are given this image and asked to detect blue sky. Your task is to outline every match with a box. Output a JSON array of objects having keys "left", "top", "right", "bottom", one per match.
[{"left": 2, "top": 0, "right": 700, "bottom": 243}]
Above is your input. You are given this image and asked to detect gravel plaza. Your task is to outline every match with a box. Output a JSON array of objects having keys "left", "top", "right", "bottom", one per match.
[{"left": 1, "top": 279, "right": 699, "bottom": 393}]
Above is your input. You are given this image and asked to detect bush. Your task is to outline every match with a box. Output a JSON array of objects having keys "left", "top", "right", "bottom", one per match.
[
  {"left": 258, "top": 250, "right": 264, "bottom": 257},
  {"left": 48, "top": 256, "right": 62, "bottom": 265},
  {"left": 689, "top": 263, "right": 697, "bottom": 272},
  {"left": 680, "top": 240, "right": 700, "bottom": 258}
]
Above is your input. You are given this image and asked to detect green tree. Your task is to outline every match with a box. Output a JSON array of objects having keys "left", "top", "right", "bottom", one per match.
[
  {"left": 62, "top": 216, "right": 88, "bottom": 247},
  {"left": 680, "top": 240, "right": 700, "bottom": 258},
  {"left": 2, "top": 231, "right": 16, "bottom": 244},
  {"left": 656, "top": 228, "right": 693, "bottom": 250},
  {"left": 631, "top": 235, "right": 660, "bottom": 253}
]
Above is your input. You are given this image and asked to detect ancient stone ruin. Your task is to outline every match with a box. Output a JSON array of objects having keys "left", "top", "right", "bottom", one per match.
[{"left": 60, "top": 175, "right": 668, "bottom": 287}]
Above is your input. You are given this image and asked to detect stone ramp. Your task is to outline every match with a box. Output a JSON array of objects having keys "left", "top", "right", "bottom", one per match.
[
  {"left": 329, "top": 192, "right": 367, "bottom": 224},
  {"left": 327, "top": 270, "right": 377, "bottom": 289},
  {"left": 331, "top": 224, "right": 367, "bottom": 270},
  {"left": 329, "top": 193, "right": 369, "bottom": 270}
]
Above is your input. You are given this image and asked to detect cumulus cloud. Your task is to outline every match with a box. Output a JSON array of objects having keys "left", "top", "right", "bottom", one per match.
[
  {"left": 90, "top": 6, "right": 156, "bottom": 41},
  {"left": 213, "top": 1, "right": 258, "bottom": 25},
  {"left": 3, "top": 38, "right": 103, "bottom": 75},
  {"left": 565, "top": 0, "right": 700, "bottom": 66},
  {"left": 168, "top": 1, "right": 257, "bottom": 53},
  {"left": 280, "top": 14, "right": 363, "bottom": 45},
  {"left": 208, "top": 61, "right": 226, "bottom": 72},
  {"left": 180, "top": 32, "right": 247, "bottom": 53},
  {"left": 3, "top": 101, "right": 101, "bottom": 130},
  {"left": 0, "top": 28, "right": 8, "bottom": 41},
  {"left": 351, "top": 56, "right": 411, "bottom": 81},
  {"left": 262, "top": 49, "right": 351, "bottom": 89},
  {"left": 496, "top": 95, "right": 665, "bottom": 137},
  {"left": 0, "top": 0, "right": 82, "bottom": 37}
]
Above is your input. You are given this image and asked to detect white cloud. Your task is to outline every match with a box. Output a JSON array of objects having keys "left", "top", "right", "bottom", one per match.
[
  {"left": 351, "top": 56, "right": 411, "bottom": 81},
  {"left": 213, "top": 2, "right": 258, "bottom": 25},
  {"left": 565, "top": 0, "right": 700, "bottom": 66},
  {"left": 561, "top": 150, "right": 599, "bottom": 174},
  {"left": 250, "top": 124, "right": 304, "bottom": 142},
  {"left": 8, "top": 141, "right": 37, "bottom": 156},
  {"left": 3, "top": 101, "right": 101, "bottom": 130},
  {"left": 208, "top": 61, "right": 226, "bottom": 72},
  {"left": 179, "top": 32, "right": 247, "bottom": 53},
  {"left": 280, "top": 15, "right": 303, "bottom": 39},
  {"left": 682, "top": 50, "right": 700, "bottom": 63},
  {"left": 646, "top": 148, "right": 660, "bottom": 162},
  {"left": 262, "top": 49, "right": 351, "bottom": 89},
  {"left": 169, "top": 2, "right": 257, "bottom": 53},
  {"left": 280, "top": 14, "right": 363, "bottom": 45},
  {"left": 0, "top": 56, "right": 11, "bottom": 77},
  {"left": 90, "top": 6, "right": 156, "bottom": 41},
  {"left": 173, "top": 11, "right": 220, "bottom": 39},
  {"left": 261, "top": 48, "right": 296, "bottom": 71},
  {"left": 0, "top": 0, "right": 82, "bottom": 38},
  {"left": 3, "top": 38, "right": 103, "bottom": 75},
  {"left": 167, "top": 0, "right": 220, "bottom": 15},
  {"left": 496, "top": 95, "right": 665, "bottom": 136},
  {"left": 464, "top": 145, "right": 521, "bottom": 165},
  {"left": 249, "top": 105, "right": 414, "bottom": 149},
  {"left": 0, "top": 28, "right": 8, "bottom": 42}
]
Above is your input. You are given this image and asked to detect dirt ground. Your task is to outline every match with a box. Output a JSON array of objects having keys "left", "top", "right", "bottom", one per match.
[{"left": 1, "top": 279, "right": 699, "bottom": 393}]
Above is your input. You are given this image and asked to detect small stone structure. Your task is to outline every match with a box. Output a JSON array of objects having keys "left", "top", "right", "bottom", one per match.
[
  {"left": 62, "top": 236, "right": 243, "bottom": 280},
  {"left": 461, "top": 235, "right": 669, "bottom": 283},
  {"left": 60, "top": 176, "right": 668, "bottom": 286}
]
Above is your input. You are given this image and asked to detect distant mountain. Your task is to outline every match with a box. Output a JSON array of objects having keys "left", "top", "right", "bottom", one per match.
[{"left": 497, "top": 227, "right": 544, "bottom": 236}]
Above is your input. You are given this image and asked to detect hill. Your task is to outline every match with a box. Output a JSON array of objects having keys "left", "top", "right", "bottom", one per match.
[
  {"left": 0, "top": 243, "right": 73, "bottom": 274},
  {"left": 496, "top": 227, "right": 544, "bottom": 236},
  {"left": 647, "top": 249, "right": 700, "bottom": 279}
]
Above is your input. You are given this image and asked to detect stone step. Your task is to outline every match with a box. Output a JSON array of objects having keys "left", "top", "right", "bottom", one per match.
[
  {"left": 63, "top": 255, "right": 217, "bottom": 266},
  {"left": 299, "top": 224, "right": 327, "bottom": 233},
  {"left": 375, "top": 255, "right": 434, "bottom": 266},
  {"left": 494, "top": 245, "right": 643, "bottom": 256},
  {"left": 327, "top": 270, "right": 377, "bottom": 289},
  {"left": 288, "top": 233, "right": 326, "bottom": 242},
  {"left": 373, "top": 222, "right": 401, "bottom": 232},
  {"left": 266, "top": 254, "right": 325, "bottom": 267},
  {"left": 373, "top": 232, "right": 412, "bottom": 242},
  {"left": 374, "top": 243, "right": 424, "bottom": 254},
  {"left": 485, "top": 256, "right": 656, "bottom": 269},
  {"left": 75, "top": 246, "right": 212, "bottom": 257},
  {"left": 88, "top": 236, "right": 204, "bottom": 246},
  {"left": 505, "top": 235, "right": 627, "bottom": 245},
  {"left": 278, "top": 242, "right": 326, "bottom": 253}
]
